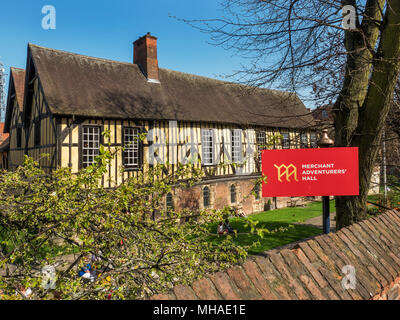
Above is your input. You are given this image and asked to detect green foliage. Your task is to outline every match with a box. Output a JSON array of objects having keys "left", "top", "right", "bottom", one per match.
[
  {"left": 367, "top": 178, "right": 400, "bottom": 214},
  {"left": 0, "top": 147, "right": 252, "bottom": 300},
  {"left": 205, "top": 201, "right": 329, "bottom": 254}
]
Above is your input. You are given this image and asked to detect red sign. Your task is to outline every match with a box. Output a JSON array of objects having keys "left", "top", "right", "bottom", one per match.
[{"left": 262, "top": 147, "right": 359, "bottom": 197}]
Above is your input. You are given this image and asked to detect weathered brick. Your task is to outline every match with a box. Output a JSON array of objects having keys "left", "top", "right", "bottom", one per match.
[
  {"left": 316, "top": 234, "right": 367, "bottom": 300},
  {"left": 226, "top": 266, "right": 262, "bottom": 300},
  {"left": 330, "top": 236, "right": 376, "bottom": 298},
  {"left": 294, "top": 247, "right": 340, "bottom": 299},
  {"left": 366, "top": 220, "right": 400, "bottom": 263},
  {"left": 280, "top": 249, "right": 303, "bottom": 271},
  {"left": 328, "top": 233, "right": 381, "bottom": 295},
  {"left": 384, "top": 211, "right": 400, "bottom": 229},
  {"left": 369, "top": 217, "right": 398, "bottom": 245},
  {"left": 191, "top": 278, "right": 222, "bottom": 300},
  {"left": 355, "top": 222, "right": 399, "bottom": 283},
  {"left": 281, "top": 249, "right": 331, "bottom": 299},
  {"left": 303, "top": 238, "right": 355, "bottom": 300},
  {"left": 324, "top": 287, "right": 341, "bottom": 300},
  {"left": 376, "top": 214, "right": 400, "bottom": 241},
  {"left": 268, "top": 252, "right": 311, "bottom": 300},
  {"left": 318, "top": 267, "right": 353, "bottom": 300},
  {"left": 358, "top": 220, "right": 396, "bottom": 255},
  {"left": 388, "top": 252, "right": 400, "bottom": 269},
  {"left": 337, "top": 230, "right": 392, "bottom": 287},
  {"left": 343, "top": 226, "right": 398, "bottom": 284},
  {"left": 242, "top": 260, "right": 277, "bottom": 300},
  {"left": 297, "top": 242, "right": 318, "bottom": 262},
  {"left": 313, "top": 235, "right": 335, "bottom": 257},
  {"left": 351, "top": 223, "right": 400, "bottom": 276},
  {"left": 299, "top": 274, "right": 326, "bottom": 300},
  {"left": 352, "top": 223, "right": 396, "bottom": 260},
  {"left": 208, "top": 271, "right": 241, "bottom": 300},
  {"left": 378, "top": 215, "right": 400, "bottom": 243},
  {"left": 150, "top": 292, "right": 176, "bottom": 300},
  {"left": 293, "top": 248, "right": 328, "bottom": 289},
  {"left": 386, "top": 211, "right": 400, "bottom": 228},
  {"left": 273, "top": 285, "right": 293, "bottom": 300},
  {"left": 362, "top": 218, "right": 390, "bottom": 242},
  {"left": 173, "top": 284, "right": 198, "bottom": 300},
  {"left": 253, "top": 256, "right": 296, "bottom": 300},
  {"left": 388, "top": 284, "right": 400, "bottom": 300},
  {"left": 307, "top": 239, "right": 339, "bottom": 274}
]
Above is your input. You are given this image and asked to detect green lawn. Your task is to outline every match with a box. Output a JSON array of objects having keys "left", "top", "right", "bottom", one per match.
[{"left": 206, "top": 200, "right": 335, "bottom": 255}]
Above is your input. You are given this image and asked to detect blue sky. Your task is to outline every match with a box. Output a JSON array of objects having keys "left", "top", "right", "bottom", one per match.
[
  {"left": 0, "top": 1, "right": 244, "bottom": 82},
  {"left": 0, "top": 1, "right": 314, "bottom": 109}
]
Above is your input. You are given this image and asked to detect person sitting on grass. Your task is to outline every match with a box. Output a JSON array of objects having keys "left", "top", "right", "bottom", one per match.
[
  {"left": 78, "top": 256, "right": 96, "bottom": 282},
  {"left": 217, "top": 221, "right": 228, "bottom": 235}
]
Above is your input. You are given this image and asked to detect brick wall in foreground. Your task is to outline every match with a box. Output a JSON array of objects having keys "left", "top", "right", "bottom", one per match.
[{"left": 150, "top": 210, "right": 400, "bottom": 300}]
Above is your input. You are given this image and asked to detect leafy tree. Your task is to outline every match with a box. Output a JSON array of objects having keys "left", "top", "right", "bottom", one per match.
[
  {"left": 0, "top": 146, "right": 262, "bottom": 300},
  {"left": 180, "top": 0, "right": 400, "bottom": 228}
]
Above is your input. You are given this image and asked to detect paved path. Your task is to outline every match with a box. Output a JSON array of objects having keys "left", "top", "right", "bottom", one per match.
[{"left": 298, "top": 212, "right": 337, "bottom": 232}]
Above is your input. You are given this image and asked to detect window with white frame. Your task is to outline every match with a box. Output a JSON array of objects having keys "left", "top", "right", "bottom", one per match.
[
  {"left": 123, "top": 127, "right": 140, "bottom": 168},
  {"left": 281, "top": 133, "right": 290, "bottom": 149},
  {"left": 202, "top": 129, "right": 214, "bottom": 165},
  {"left": 256, "top": 131, "right": 266, "bottom": 164},
  {"left": 231, "top": 129, "right": 242, "bottom": 163},
  {"left": 82, "top": 126, "right": 100, "bottom": 168}
]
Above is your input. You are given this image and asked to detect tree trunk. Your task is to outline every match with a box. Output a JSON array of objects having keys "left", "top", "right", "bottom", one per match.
[{"left": 336, "top": 0, "right": 400, "bottom": 229}]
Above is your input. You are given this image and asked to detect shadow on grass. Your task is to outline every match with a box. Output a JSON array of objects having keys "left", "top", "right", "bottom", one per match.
[{"left": 206, "top": 220, "right": 322, "bottom": 255}]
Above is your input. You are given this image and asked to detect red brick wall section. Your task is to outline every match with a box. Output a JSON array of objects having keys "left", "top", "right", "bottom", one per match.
[
  {"left": 133, "top": 33, "right": 159, "bottom": 81},
  {"left": 149, "top": 210, "right": 400, "bottom": 300}
]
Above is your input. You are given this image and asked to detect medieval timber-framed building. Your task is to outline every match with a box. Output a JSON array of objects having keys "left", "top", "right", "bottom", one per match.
[{"left": 3, "top": 33, "right": 317, "bottom": 214}]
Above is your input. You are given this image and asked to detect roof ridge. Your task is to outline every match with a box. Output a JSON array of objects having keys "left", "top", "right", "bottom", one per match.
[
  {"left": 28, "top": 43, "right": 293, "bottom": 96},
  {"left": 28, "top": 43, "right": 136, "bottom": 68}
]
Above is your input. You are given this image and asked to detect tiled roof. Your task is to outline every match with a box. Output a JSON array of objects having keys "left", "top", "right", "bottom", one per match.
[
  {"left": 0, "top": 123, "right": 9, "bottom": 145},
  {"left": 28, "top": 44, "right": 315, "bottom": 129},
  {"left": 10, "top": 68, "right": 26, "bottom": 112},
  {"left": 4, "top": 68, "right": 25, "bottom": 133},
  {"left": 150, "top": 210, "right": 400, "bottom": 300}
]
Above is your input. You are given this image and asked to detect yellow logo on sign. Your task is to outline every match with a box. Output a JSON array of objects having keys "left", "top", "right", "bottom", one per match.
[{"left": 274, "top": 164, "right": 299, "bottom": 182}]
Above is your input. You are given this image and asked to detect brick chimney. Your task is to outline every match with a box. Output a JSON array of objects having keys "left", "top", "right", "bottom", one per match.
[{"left": 133, "top": 32, "right": 160, "bottom": 83}]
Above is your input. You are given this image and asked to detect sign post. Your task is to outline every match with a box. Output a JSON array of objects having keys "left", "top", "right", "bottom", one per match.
[
  {"left": 317, "top": 129, "right": 334, "bottom": 234},
  {"left": 261, "top": 130, "right": 359, "bottom": 234}
]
